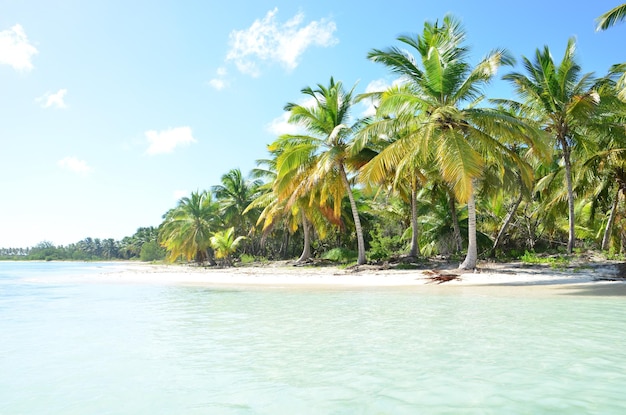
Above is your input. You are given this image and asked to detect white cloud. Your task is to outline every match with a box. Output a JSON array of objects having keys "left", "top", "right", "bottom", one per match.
[
  {"left": 207, "top": 67, "right": 230, "bottom": 90},
  {"left": 208, "top": 78, "right": 228, "bottom": 90},
  {"left": 173, "top": 190, "right": 188, "bottom": 200},
  {"left": 0, "top": 24, "right": 38, "bottom": 71},
  {"left": 360, "top": 78, "right": 406, "bottom": 117},
  {"left": 36, "top": 89, "right": 68, "bottom": 109},
  {"left": 145, "top": 126, "right": 197, "bottom": 155},
  {"left": 267, "top": 96, "right": 317, "bottom": 136},
  {"left": 57, "top": 156, "right": 92, "bottom": 175},
  {"left": 267, "top": 112, "right": 301, "bottom": 136},
  {"left": 226, "top": 8, "right": 337, "bottom": 77},
  {"left": 216, "top": 67, "right": 228, "bottom": 76}
]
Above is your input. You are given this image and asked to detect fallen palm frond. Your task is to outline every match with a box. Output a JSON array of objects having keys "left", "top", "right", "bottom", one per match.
[{"left": 424, "top": 269, "right": 462, "bottom": 284}]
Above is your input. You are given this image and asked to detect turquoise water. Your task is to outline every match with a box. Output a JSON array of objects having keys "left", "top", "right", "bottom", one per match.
[{"left": 1, "top": 262, "right": 626, "bottom": 414}]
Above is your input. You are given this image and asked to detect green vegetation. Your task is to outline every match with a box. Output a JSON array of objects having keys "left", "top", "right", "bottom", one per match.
[
  {"left": 520, "top": 251, "right": 570, "bottom": 268},
  {"left": 0, "top": 228, "right": 164, "bottom": 262},
  {"left": 3, "top": 7, "right": 626, "bottom": 267}
]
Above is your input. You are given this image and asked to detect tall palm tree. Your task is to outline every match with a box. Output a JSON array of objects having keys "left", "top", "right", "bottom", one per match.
[
  {"left": 503, "top": 38, "right": 601, "bottom": 254},
  {"left": 277, "top": 77, "right": 369, "bottom": 265},
  {"left": 596, "top": 3, "right": 626, "bottom": 31},
  {"left": 159, "top": 190, "right": 221, "bottom": 264},
  {"left": 581, "top": 82, "right": 626, "bottom": 250},
  {"left": 356, "top": 109, "right": 429, "bottom": 258},
  {"left": 360, "top": 15, "right": 538, "bottom": 268}
]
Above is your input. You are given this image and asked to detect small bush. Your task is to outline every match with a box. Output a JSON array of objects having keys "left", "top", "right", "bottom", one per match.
[
  {"left": 322, "top": 248, "right": 357, "bottom": 263},
  {"left": 520, "top": 250, "right": 569, "bottom": 267},
  {"left": 239, "top": 254, "right": 256, "bottom": 264},
  {"left": 140, "top": 241, "right": 166, "bottom": 262}
]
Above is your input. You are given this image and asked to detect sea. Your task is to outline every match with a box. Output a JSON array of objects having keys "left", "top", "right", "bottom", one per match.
[{"left": 1, "top": 261, "right": 626, "bottom": 414}]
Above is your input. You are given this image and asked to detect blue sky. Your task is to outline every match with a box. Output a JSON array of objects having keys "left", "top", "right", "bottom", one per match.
[{"left": 1, "top": 0, "right": 624, "bottom": 248}]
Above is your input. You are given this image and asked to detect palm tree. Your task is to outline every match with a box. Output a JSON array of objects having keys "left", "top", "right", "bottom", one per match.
[
  {"left": 596, "top": 3, "right": 626, "bottom": 31},
  {"left": 212, "top": 168, "right": 262, "bottom": 236},
  {"left": 356, "top": 110, "right": 429, "bottom": 257},
  {"left": 248, "top": 144, "right": 333, "bottom": 263},
  {"left": 503, "top": 38, "right": 601, "bottom": 254},
  {"left": 277, "top": 77, "right": 369, "bottom": 265},
  {"left": 361, "top": 15, "right": 538, "bottom": 269},
  {"left": 581, "top": 82, "right": 626, "bottom": 251},
  {"left": 210, "top": 227, "right": 246, "bottom": 266},
  {"left": 159, "top": 190, "right": 221, "bottom": 264}
]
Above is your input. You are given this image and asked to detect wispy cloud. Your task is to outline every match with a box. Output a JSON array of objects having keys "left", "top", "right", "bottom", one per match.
[
  {"left": 359, "top": 78, "right": 406, "bottom": 117},
  {"left": 266, "top": 96, "right": 317, "bottom": 136},
  {"left": 57, "top": 156, "right": 92, "bottom": 175},
  {"left": 225, "top": 8, "right": 337, "bottom": 77},
  {"left": 207, "top": 67, "right": 230, "bottom": 90},
  {"left": 173, "top": 190, "right": 188, "bottom": 200},
  {"left": 36, "top": 89, "right": 68, "bottom": 109},
  {"left": 0, "top": 24, "right": 38, "bottom": 71},
  {"left": 145, "top": 126, "right": 197, "bottom": 155},
  {"left": 267, "top": 112, "right": 301, "bottom": 136}
]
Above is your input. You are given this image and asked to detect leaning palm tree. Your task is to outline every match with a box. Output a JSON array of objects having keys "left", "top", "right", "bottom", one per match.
[
  {"left": 249, "top": 140, "right": 336, "bottom": 263},
  {"left": 502, "top": 38, "right": 601, "bottom": 254},
  {"left": 277, "top": 77, "right": 369, "bottom": 265},
  {"left": 359, "top": 15, "right": 539, "bottom": 268},
  {"left": 596, "top": 3, "right": 626, "bottom": 31},
  {"left": 159, "top": 190, "right": 221, "bottom": 264}
]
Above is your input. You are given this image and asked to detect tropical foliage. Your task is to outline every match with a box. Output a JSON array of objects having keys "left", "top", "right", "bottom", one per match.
[
  {"left": 3, "top": 11, "right": 626, "bottom": 267},
  {"left": 596, "top": 3, "right": 626, "bottom": 31}
]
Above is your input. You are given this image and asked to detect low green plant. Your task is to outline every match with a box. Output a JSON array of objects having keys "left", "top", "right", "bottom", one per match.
[
  {"left": 520, "top": 250, "right": 569, "bottom": 268},
  {"left": 239, "top": 254, "right": 255, "bottom": 264},
  {"left": 322, "top": 248, "right": 357, "bottom": 263},
  {"left": 395, "top": 263, "right": 421, "bottom": 270},
  {"left": 368, "top": 226, "right": 406, "bottom": 261}
]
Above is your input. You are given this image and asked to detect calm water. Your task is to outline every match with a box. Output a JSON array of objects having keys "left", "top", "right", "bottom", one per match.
[{"left": 1, "top": 262, "right": 626, "bottom": 414}]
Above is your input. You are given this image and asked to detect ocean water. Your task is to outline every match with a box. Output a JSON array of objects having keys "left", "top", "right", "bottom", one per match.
[{"left": 1, "top": 261, "right": 626, "bottom": 414}]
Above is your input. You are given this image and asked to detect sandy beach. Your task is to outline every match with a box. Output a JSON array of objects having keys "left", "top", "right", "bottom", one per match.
[{"left": 90, "top": 259, "right": 626, "bottom": 296}]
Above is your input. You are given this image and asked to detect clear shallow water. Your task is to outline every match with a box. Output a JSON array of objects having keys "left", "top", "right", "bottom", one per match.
[{"left": 1, "top": 262, "right": 626, "bottom": 414}]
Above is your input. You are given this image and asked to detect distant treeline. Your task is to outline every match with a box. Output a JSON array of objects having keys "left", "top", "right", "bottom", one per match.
[{"left": 0, "top": 227, "right": 165, "bottom": 262}]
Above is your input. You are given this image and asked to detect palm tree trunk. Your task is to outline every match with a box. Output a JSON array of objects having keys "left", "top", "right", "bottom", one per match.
[
  {"left": 602, "top": 188, "right": 620, "bottom": 251},
  {"left": 449, "top": 192, "right": 463, "bottom": 253},
  {"left": 490, "top": 178, "right": 524, "bottom": 257},
  {"left": 459, "top": 190, "right": 478, "bottom": 270},
  {"left": 409, "top": 185, "right": 420, "bottom": 257},
  {"left": 563, "top": 145, "right": 576, "bottom": 254},
  {"left": 297, "top": 211, "right": 312, "bottom": 263},
  {"left": 340, "top": 165, "right": 366, "bottom": 265}
]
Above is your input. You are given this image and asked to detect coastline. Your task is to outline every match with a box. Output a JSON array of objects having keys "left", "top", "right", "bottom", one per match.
[{"left": 87, "top": 259, "right": 626, "bottom": 296}]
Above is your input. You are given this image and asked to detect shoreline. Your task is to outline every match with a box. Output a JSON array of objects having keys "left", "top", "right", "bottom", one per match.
[{"left": 84, "top": 260, "right": 626, "bottom": 296}]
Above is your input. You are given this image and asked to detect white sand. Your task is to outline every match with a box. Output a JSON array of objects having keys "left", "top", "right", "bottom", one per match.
[{"left": 89, "top": 260, "right": 626, "bottom": 295}]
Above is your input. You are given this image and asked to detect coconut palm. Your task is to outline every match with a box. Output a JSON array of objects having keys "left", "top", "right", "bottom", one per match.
[
  {"left": 248, "top": 143, "right": 333, "bottom": 263},
  {"left": 159, "top": 190, "right": 221, "bottom": 264},
  {"left": 212, "top": 168, "right": 262, "bottom": 236},
  {"left": 503, "top": 38, "right": 601, "bottom": 254},
  {"left": 581, "top": 83, "right": 626, "bottom": 250},
  {"left": 277, "top": 77, "right": 369, "bottom": 265},
  {"left": 356, "top": 110, "right": 429, "bottom": 257},
  {"left": 596, "top": 3, "right": 626, "bottom": 31},
  {"left": 360, "top": 15, "right": 538, "bottom": 268}
]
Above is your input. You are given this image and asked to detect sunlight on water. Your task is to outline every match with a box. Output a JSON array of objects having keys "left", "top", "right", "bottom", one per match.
[{"left": 1, "top": 262, "right": 626, "bottom": 414}]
